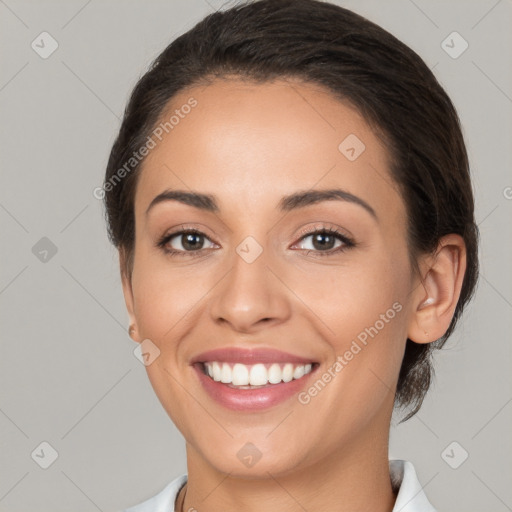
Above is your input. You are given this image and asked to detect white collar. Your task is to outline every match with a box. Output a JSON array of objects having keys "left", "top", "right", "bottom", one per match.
[
  {"left": 389, "top": 459, "right": 437, "bottom": 511},
  {"left": 124, "top": 459, "right": 436, "bottom": 512}
]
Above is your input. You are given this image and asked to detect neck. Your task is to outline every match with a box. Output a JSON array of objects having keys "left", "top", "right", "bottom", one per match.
[{"left": 180, "top": 412, "right": 397, "bottom": 512}]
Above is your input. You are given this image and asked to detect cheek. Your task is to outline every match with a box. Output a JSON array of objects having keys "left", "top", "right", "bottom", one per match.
[
  {"left": 290, "top": 247, "right": 409, "bottom": 342},
  {"left": 130, "top": 247, "right": 204, "bottom": 341},
  {"left": 290, "top": 249, "right": 410, "bottom": 406},
  {"left": 130, "top": 255, "right": 205, "bottom": 433}
]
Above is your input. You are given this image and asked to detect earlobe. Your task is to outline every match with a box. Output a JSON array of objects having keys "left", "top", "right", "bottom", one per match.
[
  {"left": 119, "top": 249, "right": 140, "bottom": 343},
  {"left": 408, "top": 234, "right": 467, "bottom": 344},
  {"left": 128, "top": 323, "right": 138, "bottom": 341}
]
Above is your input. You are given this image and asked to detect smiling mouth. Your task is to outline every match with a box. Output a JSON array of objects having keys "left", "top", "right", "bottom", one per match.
[{"left": 198, "top": 361, "right": 319, "bottom": 389}]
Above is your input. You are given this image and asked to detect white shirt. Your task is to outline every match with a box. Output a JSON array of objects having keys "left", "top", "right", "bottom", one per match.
[{"left": 123, "top": 459, "right": 437, "bottom": 512}]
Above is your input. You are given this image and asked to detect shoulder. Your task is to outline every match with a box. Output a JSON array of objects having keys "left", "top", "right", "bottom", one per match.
[
  {"left": 123, "top": 474, "right": 188, "bottom": 512},
  {"left": 390, "top": 459, "right": 437, "bottom": 512}
]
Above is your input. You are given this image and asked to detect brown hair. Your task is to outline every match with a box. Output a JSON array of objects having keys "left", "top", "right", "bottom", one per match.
[{"left": 103, "top": 0, "right": 479, "bottom": 420}]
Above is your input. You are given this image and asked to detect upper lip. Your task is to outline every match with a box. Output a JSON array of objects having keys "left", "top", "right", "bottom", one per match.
[{"left": 190, "top": 347, "right": 317, "bottom": 365}]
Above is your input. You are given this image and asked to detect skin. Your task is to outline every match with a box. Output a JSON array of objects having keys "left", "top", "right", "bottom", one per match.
[{"left": 121, "top": 78, "right": 467, "bottom": 512}]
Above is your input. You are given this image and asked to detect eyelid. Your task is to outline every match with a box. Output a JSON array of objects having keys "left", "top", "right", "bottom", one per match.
[
  {"left": 291, "top": 222, "right": 353, "bottom": 245},
  {"left": 160, "top": 224, "right": 217, "bottom": 243}
]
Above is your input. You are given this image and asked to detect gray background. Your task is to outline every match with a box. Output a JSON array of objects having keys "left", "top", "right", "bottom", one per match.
[{"left": 0, "top": 0, "right": 511, "bottom": 511}]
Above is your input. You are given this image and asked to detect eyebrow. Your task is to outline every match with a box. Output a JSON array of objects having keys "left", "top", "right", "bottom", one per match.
[{"left": 145, "top": 188, "right": 378, "bottom": 221}]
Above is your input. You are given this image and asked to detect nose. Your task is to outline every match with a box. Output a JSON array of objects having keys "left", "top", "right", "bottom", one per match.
[{"left": 208, "top": 246, "right": 291, "bottom": 334}]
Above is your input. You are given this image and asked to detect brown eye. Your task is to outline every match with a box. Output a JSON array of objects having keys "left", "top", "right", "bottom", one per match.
[
  {"left": 307, "top": 232, "right": 339, "bottom": 251},
  {"left": 175, "top": 232, "right": 206, "bottom": 251},
  {"left": 295, "top": 229, "right": 349, "bottom": 253},
  {"left": 157, "top": 229, "right": 218, "bottom": 256}
]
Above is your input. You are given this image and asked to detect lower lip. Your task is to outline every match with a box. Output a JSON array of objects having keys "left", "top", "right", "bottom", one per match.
[{"left": 193, "top": 363, "right": 318, "bottom": 411}]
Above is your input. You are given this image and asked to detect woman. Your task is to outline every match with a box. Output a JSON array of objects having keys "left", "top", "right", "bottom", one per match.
[{"left": 102, "top": 0, "right": 479, "bottom": 510}]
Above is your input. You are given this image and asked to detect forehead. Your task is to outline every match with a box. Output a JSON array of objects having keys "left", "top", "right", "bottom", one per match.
[{"left": 135, "top": 78, "right": 403, "bottom": 223}]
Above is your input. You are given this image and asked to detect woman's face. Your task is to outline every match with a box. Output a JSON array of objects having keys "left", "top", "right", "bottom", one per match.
[{"left": 123, "top": 78, "right": 421, "bottom": 476}]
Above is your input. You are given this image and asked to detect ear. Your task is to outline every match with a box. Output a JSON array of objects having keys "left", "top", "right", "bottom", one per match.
[
  {"left": 408, "top": 234, "right": 467, "bottom": 344},
  {"left": 119, "top": 248, "right": 140, "bottom": 343}
]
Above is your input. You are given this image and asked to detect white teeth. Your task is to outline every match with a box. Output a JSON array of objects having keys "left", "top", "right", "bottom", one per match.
[
  {"left": 249, "top": 364, "right": 268, "bottom": 385},
  {"left": 282, "top": 363, "right": 294, "bottom": 383},
  {"left": 202, "top": 361, "right": 314, "bottom": 386},
  {"left": 220, "top": 363, "right": 231, "bottom": 383},
  {"left": 293, "top": 365, "right": 305, "bottom": 379},
  {"left": 268, "top": 363, "right": 282, "bottom": 384},
  {"left": 232, "top": 363, "right": 249, "bottom": 385},
  {"left": 212, "top": 362, "right": 222, "bottom": 382}
]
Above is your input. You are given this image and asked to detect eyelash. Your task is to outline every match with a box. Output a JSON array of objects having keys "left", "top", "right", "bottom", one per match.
[{"left": 156, "top": 225, "right": 356, "bottom": 258}]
